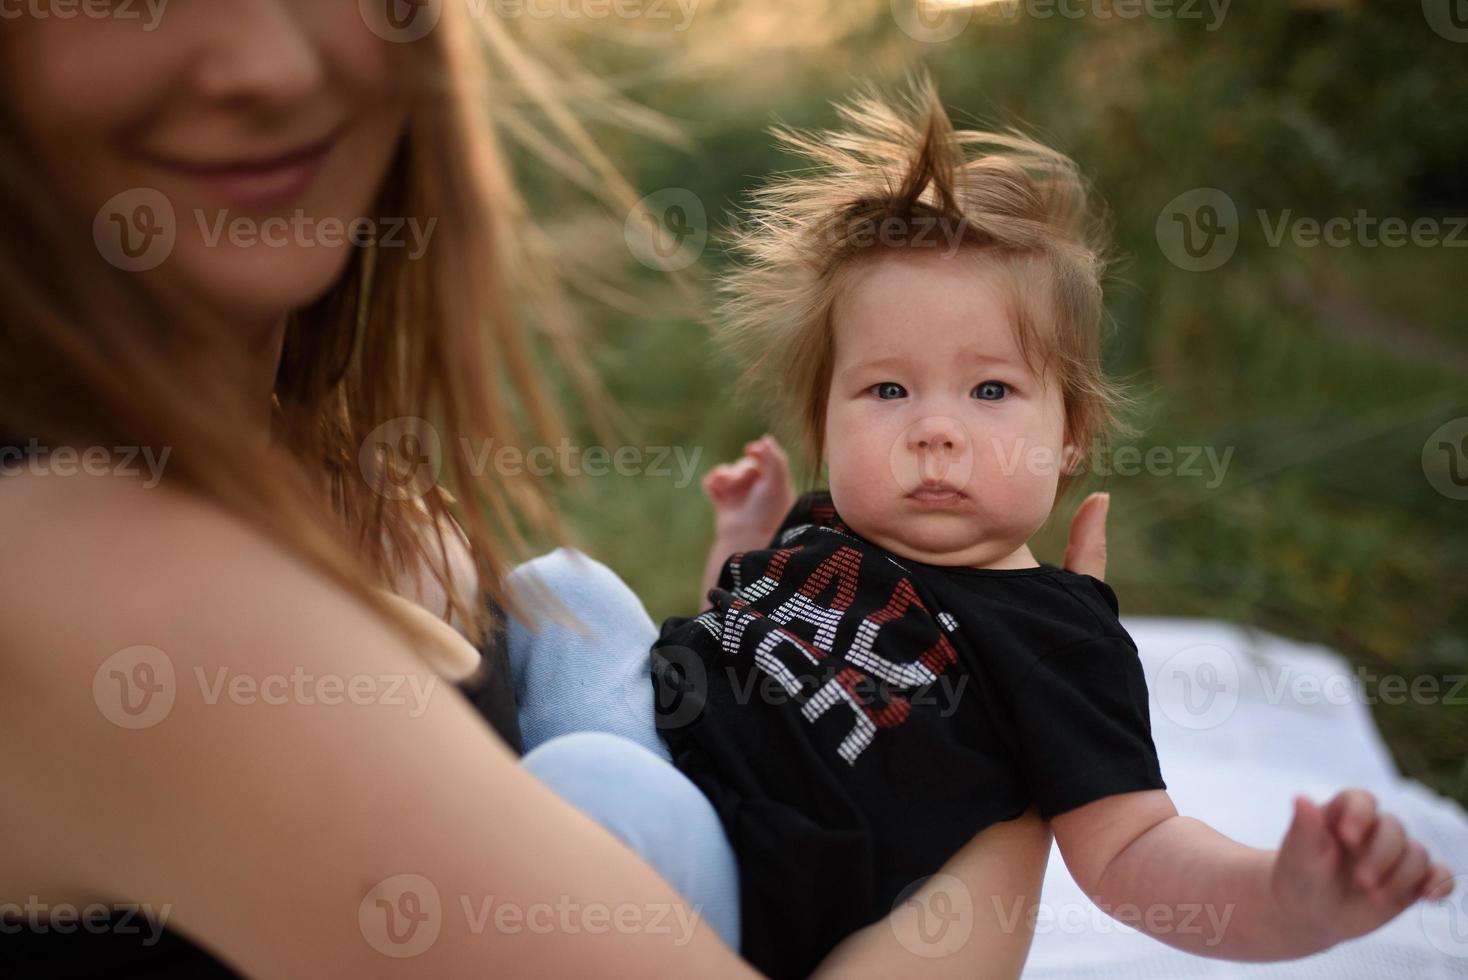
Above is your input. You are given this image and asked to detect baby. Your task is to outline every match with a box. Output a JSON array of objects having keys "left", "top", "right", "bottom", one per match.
[{"left": 644, "top": 80, "right": 1454, "bottom": 978}]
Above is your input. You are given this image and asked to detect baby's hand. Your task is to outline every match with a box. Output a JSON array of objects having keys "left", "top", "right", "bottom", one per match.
[
  {"left": 1272, "top": 789, "right": 1455, "bottom": 946},
  {"left": 702, "top": 434, "right": 798, "bottom": 553}
]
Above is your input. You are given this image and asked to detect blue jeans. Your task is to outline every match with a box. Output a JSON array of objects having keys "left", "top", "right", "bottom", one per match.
[{"left": 504, "top": 548, "right": 741, "bottom": 949}]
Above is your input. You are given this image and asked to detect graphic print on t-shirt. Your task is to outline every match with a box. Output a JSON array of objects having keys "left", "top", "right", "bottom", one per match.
[{"left": 683, "top": 526, "right": 966, "bottom": 765}]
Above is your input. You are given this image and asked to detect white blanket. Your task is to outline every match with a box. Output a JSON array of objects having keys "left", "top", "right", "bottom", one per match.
[{"left": 1023, "top": 617, "right": 1468, "bottom": 979}]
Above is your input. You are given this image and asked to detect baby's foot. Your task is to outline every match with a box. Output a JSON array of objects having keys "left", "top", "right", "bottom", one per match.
[{"left": 702, "top": 435, "right": 798, "bottom": 553}]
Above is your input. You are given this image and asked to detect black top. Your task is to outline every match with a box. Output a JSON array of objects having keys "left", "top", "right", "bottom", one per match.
[
  {"left": 651, "top": 492, "right": 1165, "bottom": 980},
  {"left": 0, "top": 437, "right": 524, "bottom": 977},
  {"left": 470, "top": 597, "right": 526, "bottom": 756}
]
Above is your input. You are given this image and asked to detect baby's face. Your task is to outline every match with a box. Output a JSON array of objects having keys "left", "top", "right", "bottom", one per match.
[{"left": 824, "top": 249, "right": 1072, "bottom": 569}]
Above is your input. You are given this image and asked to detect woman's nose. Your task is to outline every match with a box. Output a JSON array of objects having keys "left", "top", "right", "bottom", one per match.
[{"left": 190, "top": 1, "right": 326, "bottom": 110}]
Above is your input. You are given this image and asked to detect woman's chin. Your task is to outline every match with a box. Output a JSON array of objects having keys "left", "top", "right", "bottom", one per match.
[{"left": 167, "top": 242, "right": 357, "bottom": 319}]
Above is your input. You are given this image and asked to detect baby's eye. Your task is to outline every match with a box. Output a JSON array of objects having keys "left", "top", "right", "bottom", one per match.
[
  {"left": 871, "top": 382, "right": 908, "bottom": 400},
  {"left": 972, "top": 381, "right": 1009, "bottom": 401}
]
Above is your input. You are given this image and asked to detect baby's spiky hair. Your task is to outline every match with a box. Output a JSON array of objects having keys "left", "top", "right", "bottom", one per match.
[{"left": 717, "top": 74, "right": 1128, "bottom": 499}]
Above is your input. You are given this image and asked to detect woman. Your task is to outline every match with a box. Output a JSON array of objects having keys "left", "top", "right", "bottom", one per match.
[{"left": 0, "top": 3, "right": 1108, "bottom": 975}]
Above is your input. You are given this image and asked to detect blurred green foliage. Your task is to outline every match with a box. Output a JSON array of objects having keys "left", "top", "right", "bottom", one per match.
[{"left": 512, "top": 0, "right": 1468, "bottom": 804}]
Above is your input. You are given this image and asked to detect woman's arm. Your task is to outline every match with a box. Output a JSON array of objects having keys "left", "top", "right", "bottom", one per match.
[
  {"left": 0, "top": 473, "right": 758, "bottom": 979},
  {"left": 812, "top": 809, "right": 1050, "bottom": 979}
]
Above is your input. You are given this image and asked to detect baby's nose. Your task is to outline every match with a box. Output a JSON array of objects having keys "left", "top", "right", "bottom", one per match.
[
  {"left": 890, "top": 415, "right": 974, "bottom": 492},
  {"left": 907, "top": 416, "right": 968, "bottom": 459},
  {"left": 910, "top": 419, "right": 957, "bottom": 454}
]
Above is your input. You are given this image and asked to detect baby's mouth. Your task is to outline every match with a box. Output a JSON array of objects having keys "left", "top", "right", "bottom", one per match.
[{"left": 907, "top": 486, "right": 968, "bottom": 506}]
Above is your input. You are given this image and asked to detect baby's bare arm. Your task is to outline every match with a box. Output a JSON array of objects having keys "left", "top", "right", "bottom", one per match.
[
  {"left": 1052, "top": 788, "right": 1455, "bottom": 960},
  {"left": 1055, "top": 792, "right": 1301, "bottom": 958}
]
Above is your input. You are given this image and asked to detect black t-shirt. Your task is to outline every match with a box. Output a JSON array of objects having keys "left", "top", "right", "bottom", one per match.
[{"left": 651, "top": 491, "right": 1165, "bottom": 979}]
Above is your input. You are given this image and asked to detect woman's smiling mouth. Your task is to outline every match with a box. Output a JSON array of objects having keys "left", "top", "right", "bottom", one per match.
[{"left": 144, "top": 129, "right": 342, "bottom": 211}]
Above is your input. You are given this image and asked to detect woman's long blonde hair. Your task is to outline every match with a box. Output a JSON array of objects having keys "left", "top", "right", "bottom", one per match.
[{"left": 0, "top": 9, "right": 645, "bottom": 645}]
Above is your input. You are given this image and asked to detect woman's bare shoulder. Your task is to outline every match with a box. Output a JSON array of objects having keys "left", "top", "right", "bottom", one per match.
[
  {"left": 0, "top": 469, "right": 444, "bottom": 792},
  {"left": 0, "top": 470, "right": 335, "bottom": 668},
  {"left": 0, "top": 470, "right": 750, "bottom": 977},
  {"left": 0, "top": 473, "right": 392, "bottom": 785}
]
